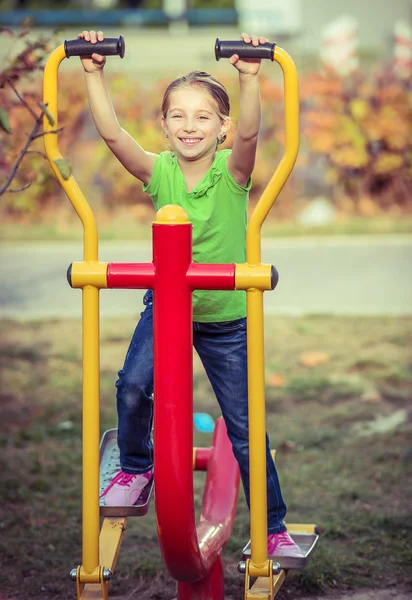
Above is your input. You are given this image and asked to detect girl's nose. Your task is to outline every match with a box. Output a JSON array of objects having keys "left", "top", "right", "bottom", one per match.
[{"left": 183, "top": 119, "right": 197, "bottom": 132}]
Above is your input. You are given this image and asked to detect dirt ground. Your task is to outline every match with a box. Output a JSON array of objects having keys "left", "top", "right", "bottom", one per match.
[
  {"left": 110, "top": 587, "right": 412, "bottom": 600},
  {"left": 2, "top": 589, "right": 412, "bottom": 600},
  {"left": 299, "top": 589, "right": 412, "bottom": 600}
]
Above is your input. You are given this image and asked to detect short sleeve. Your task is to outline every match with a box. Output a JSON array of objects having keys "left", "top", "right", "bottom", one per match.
[
  {"left": 218, "top": 149, "right": 252, "bottom": 194},
  {"left": 143, "top": 153, "right": 162, "bottom": 197}
]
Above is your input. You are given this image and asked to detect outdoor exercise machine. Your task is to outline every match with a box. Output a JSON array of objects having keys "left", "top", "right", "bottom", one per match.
[{"left": 42, "top": 35, "right": 318, "bottom": 600}]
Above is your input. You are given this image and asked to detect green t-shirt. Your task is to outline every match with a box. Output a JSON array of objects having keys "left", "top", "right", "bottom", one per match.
[{"left": 143, "top": 149, "right": 251, "bottom": 322}]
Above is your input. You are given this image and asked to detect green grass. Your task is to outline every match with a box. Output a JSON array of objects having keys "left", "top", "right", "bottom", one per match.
[{"left": 0, "top": 316, "right": 411, "bottom": 599}]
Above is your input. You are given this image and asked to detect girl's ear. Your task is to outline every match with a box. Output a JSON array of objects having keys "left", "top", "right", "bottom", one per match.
[
  {"left": 218, "top": 117, "right": 231, "bottom": 145},
  {"left": 161, "top": 115, "right": 167, "bottom": 136},
  {"left": 220, "top": 117, "right": 231, "bottom": 138}
]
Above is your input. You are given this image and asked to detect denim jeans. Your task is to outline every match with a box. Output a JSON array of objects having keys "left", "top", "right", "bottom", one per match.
[{"left": 115, "top": 290, "right": 287, "bottom": 534}]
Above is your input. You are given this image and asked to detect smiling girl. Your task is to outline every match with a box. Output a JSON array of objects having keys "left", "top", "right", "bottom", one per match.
[{"left": 78, "top": 29, "right": 303, "bottom": 558}]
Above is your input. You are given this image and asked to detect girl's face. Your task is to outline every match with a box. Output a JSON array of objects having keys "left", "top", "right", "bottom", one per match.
[{"left": 161, "top": 87, "right": 229, "bottom": 161}]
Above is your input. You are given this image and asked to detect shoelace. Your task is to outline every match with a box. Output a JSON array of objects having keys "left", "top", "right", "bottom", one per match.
[
  {"left": 268, "top": 532, "right": 296, "bottom": 551},
  {"left": 276, "top": 533, "right": 296, "bottom": 547},
  {"left": 100, "top": 471, "right": 137, "bottom": 497}
]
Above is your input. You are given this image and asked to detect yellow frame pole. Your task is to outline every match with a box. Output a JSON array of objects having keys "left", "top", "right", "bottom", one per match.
[
  {"left": 81, "top": 518, "right": 127, "bottom": 599},
  {"left": 246, "top": 46, "right": 299, "bottom": 582},
  {"left": 43, "top": 47, "right": 101, "bottom": 576},
  {"left": 43, "top": 46, "right": 98, "bottom": 262},
  {"left": 81, "top": 284, "right": 101, "bottom": 574}
]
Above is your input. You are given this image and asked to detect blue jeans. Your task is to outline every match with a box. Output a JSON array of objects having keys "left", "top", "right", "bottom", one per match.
[{"left": 115, "top": 290, "right": 287, "bottom": 534}]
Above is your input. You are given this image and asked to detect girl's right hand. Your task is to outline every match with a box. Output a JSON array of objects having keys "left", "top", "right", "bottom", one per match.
[{"left": 78, "top": 30, "right": 106, "bottom": 73}]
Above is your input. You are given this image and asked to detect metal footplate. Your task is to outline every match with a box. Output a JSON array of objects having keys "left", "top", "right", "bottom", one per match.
[
  {"left": 99, "top": 429, "right": 154, "bottom": 517},
  {"left": 242, "top": 524, "right": 319, "bottom": 571}
]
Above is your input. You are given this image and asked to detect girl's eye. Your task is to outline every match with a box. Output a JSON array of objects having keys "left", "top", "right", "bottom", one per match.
[
  {"left": 172, "top": 115, "right": 182, "bottom": 119},
  {"left": 198, "top": 116, "right": 209, "bottom": 120}
]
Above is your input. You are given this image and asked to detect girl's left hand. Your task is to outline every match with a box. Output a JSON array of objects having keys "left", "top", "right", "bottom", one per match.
[{"left": 229, "top": 33, "right": 270, "bottom": 76}]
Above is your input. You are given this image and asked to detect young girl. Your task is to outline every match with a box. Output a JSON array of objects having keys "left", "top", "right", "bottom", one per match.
[{"left": 78, "top": 29, "right": 302, "bottom": 558}]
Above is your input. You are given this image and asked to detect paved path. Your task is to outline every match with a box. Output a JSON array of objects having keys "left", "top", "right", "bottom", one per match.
[{"left": 1, "top": 236, "right": 411, "bottom": 319}]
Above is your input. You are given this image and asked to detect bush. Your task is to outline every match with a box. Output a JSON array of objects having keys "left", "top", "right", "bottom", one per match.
[{"left": 300, "top": 66, "right": 412, "bottom": 215}]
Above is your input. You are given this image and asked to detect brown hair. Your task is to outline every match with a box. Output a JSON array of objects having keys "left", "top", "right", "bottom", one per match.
[{"left": 161, "top": 71, "right": 230, "bottom": 143}]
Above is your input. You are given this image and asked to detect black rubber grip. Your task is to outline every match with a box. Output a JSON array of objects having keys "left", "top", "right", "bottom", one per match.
[
  {"left": 215, "top": 38, "right": 275, "bottom": 61},
  {"left": 64, "top": 36, "right": 125, "bottom": 59}
]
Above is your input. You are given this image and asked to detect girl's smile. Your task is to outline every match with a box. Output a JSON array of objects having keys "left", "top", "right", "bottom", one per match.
[
  {"left": 179, "top": 137, "right": 203, "bottom": 145},
  {"left": 162, "top": 87, "right": 228, "bottom": 160}
]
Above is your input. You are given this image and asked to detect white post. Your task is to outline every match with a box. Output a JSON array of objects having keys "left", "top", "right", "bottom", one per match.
[
  {"left": 320, "top": 15, "right": 359, "bottom": 77},
  {"left": 393, "top": 21, "right": 412, "bottom": 79}
]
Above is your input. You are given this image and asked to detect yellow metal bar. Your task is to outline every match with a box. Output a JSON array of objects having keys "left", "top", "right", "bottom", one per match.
[
  {"left": 247, "top": 288, "right": 269, "bottom": 573},
  {"left": 285, "top": 523, "right": 318, "bottom": 534},
  {"left": 81, "top": 518, "right": 128, "bottom": 599},
  {"left": 43, "top": 45, "right": 98, "bottom": 262},
  {"left": 43, "top": 45, "right": 103, "bottom": 578},
  {"left": 246, "top": 46, "right": 299, "bottom": 265},
  {"left": 244, "top": 560, "right": 285, "bottom": 599},
  {"left": 245, "top": 572, "right": 286, "bottom": 599},
  {"left": 71, "top": 262, "right": 108, "bottom": 289},
  {"left": 246, "top": 46, "right": 299, "bottom": 580},
  {"left": 82, "top": 284, "right": 101, "bottom": 573},
  {"left": 235, "top": 263, "right": 274, "bottom": 291}
]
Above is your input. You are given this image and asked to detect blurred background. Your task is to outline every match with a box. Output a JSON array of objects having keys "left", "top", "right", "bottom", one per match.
[
  {"left": 1, "top": 4, "right": 412, "bottom": 600},
  {"left": 1, "top": 0, "right": 412, "bottom": 236}
]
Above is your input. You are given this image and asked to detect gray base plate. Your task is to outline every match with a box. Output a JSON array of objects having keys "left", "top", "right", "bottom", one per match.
[
  {"left": 99, "top": 428, "right": 154, "bottom": 517},
  {"left": 242, "top": 532, "right": 319, "bottom": 570}
]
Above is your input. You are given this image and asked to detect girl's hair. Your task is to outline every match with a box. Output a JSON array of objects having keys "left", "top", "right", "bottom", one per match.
[{"left": 161, "top": 71, "right": 230, "bottom": 143}]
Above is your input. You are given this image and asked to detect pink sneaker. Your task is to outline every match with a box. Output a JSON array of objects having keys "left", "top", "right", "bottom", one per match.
[
  {"left": 101, "top": 469, "right": 153, "bottom": 506},
  {"left": 267, "top": 531, "right": 304, "bottom": 558}
]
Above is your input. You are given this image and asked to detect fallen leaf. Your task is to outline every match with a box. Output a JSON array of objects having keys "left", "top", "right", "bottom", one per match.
[
  {"left": 279, "top": 440, "right": 297, "bottom": 452},
  {"left": 299, "top": 351, "right": 330, "bottom": 367},
  {"left": 266, "top": 373, "right": 286, "bottom": 387}
]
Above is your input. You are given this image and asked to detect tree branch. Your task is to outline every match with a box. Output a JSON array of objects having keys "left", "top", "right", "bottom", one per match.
[
  {"left": 7, "top": 78, "right": 39, "bottom": 121},
  {"left": 0, "top": 96, "right": 63, "bottom": 197},
  {"left": 26, "top": 150, "right": 47, "bottom": 159},
  {"left": 0, "top": 123, "right": 40, "bottom": 196},
  {"left": 32, "top": 126, "right": 64, "bottom": 139},
  {"left": 7, "top": 181, "right": 32, "bottom": 193}
]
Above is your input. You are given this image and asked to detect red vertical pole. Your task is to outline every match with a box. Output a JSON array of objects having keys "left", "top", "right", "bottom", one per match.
[
  {"left": 151, "top": 206, "right": 240, "bottom": 598},
  {"left": 152, "top": 208, "right": 204, "bottom": 580},
  {"left": 177, "top": 555, "right": 224, "bottom": 600}
]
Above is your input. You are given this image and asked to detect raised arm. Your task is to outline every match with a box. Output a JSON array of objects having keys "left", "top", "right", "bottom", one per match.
[
  {"left": 79, "top": 30, "right": 156, "bottom": 185},
  {"left": 227, "top": 33, "right": 267, "bottom": 187}
]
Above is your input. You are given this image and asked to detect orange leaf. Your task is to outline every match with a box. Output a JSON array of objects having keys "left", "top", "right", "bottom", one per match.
[
  {"left": 299, "top": 351, "right": 330, "bottom": 367},
  {"left": 266, "top": 373, "right": 286, "bottom": 387}
]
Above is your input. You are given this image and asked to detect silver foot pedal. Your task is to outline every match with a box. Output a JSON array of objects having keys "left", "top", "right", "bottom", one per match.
[
  {"left": 99, "top": 428, "right": 154, "bottom": 517},
  {"left": 242, "top": 529, "right": 319, "bottom": 570}
]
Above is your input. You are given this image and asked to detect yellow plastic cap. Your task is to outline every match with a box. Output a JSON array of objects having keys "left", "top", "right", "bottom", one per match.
[{"left": 154, "top": 205, "right": 190, "bottom": 224}]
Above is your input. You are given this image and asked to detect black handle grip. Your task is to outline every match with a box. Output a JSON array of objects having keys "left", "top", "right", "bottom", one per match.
[
  {"left": 64, "top": 36, "right": 125, "bottom": 59},
  {"left": 215, "top": 38, "right": 275, "bottom": 61}
]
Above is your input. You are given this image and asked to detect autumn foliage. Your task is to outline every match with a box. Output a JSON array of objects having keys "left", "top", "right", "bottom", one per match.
[
  {"left": 300, "top": 67, "right": 412, "bottom": 215},
  {"left": 1, "top": 26, "right": 412, "bottom": 223},
  {"left": 0, "top": 25, "right": 58, "bottom": 208}
]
